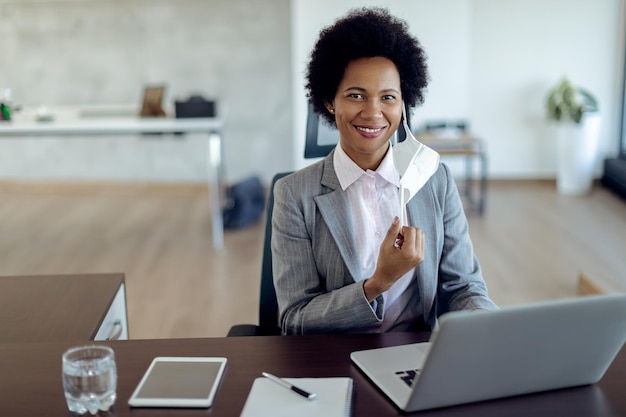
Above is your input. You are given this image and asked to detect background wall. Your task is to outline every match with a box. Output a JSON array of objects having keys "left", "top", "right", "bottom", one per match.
[
  {"left": 0, "top": 0, "right": 292, "bottom": 184},
  {"left": 1, "top": 0, "right": 623, "bottom": 184},
  {"left": 292, "top": 0, "right": 624, "bottom": 179}
]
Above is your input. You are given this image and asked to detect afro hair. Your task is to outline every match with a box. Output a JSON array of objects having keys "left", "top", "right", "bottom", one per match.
[{"left": 306, "top": 7, "right": 429, "bottom": 127}]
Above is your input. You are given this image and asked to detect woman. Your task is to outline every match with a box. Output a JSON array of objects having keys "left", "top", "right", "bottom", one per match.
[{"left": 272, "top": 7, "right": 496, "bottom": 335}]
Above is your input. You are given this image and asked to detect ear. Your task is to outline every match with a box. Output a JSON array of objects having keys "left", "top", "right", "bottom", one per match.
[{"left": 324, "top": 101, "right": 335, "bottom": 115}]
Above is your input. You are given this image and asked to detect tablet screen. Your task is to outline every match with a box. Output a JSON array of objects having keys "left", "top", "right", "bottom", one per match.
[{"left": 128, "top": 357, "right": 227, "bottom": 408}]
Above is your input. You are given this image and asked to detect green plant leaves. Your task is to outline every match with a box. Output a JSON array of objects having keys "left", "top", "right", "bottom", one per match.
[{"left": 546, "top": 78, "right": 598, "bottom": 124}]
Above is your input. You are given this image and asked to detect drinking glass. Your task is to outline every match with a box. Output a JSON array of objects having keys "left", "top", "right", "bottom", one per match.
[{"left": 62, "top": 345, "right": 117, "bottom": 415}]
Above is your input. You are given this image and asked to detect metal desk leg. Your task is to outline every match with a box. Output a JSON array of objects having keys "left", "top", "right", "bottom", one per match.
[
  {"left": 463, "top": 151, "right": 487, "bottom": 215},
  {"left": 207, "top": 132, "right": 224, "bottom": 250},
  {"left": 479, "top": 151, "right": 488, "bottom": 214},
  {"left": 464, "top": 155, "right": 473, "bottom": 200}
]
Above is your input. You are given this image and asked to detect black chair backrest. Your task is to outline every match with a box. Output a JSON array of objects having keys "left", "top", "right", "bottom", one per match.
[
  {"left": 257, "top": 172, "right": 292, "bottom": 335},
  {"left": 304, "top": 102, "right": 337, "bottom": 158}
]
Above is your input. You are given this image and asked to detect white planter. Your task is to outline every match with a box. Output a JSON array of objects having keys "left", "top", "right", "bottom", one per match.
[{"left": 555, "top": 113, "right": 601, "bottom": 195}]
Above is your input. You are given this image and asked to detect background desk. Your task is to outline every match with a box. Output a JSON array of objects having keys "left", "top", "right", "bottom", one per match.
[
  {"left": 417, "top": 132, "right": 487, "bottom": 214},
  {"left": 1, "top": 333, "right": 624, "bottom": 417},
  {"left": 0, "top": 115, "right": 226, "bottom": 249},
  {"left": 0, "top": 273, "right": 128, "bottom": 342}
]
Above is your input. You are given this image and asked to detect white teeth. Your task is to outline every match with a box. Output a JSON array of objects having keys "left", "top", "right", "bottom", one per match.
[{"left": 357, "top": 126, "right": 383, "bottom": 133}]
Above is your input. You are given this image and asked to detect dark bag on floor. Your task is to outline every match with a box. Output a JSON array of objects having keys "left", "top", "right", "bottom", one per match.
[{"left": 223, "top": 176, "right": 266, "bottom": 229}]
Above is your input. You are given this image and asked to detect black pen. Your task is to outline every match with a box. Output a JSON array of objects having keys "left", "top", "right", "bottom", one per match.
[{"left": 261, "top": 372, "right": 317, "bottom": 400}]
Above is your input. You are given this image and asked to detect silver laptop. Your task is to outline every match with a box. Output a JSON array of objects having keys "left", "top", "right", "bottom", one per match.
[{"left": 351, "top": 294, "right": 626, "bottom": 412}]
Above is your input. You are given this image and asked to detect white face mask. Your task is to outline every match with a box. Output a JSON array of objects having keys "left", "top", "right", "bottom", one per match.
[{"left": 392, "top": 102, "right": 440, "bottom": 226}]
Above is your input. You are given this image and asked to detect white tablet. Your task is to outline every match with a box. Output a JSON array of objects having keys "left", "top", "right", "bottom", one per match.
[{"left": 128, "top": 356, "right": 227, "bottom": 408}]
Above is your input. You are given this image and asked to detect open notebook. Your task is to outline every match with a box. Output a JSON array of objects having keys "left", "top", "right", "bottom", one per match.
[{"left": 240, "top": 377, "right": 353, "bottom": 417}]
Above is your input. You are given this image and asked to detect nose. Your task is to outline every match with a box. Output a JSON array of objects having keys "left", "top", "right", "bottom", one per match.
[{"left": 360, "top": 98, "right": 383, "bottom": 120}]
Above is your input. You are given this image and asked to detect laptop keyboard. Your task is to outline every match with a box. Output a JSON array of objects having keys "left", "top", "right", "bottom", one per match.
[{"left": 395, "top": 369, "right": 421, "bottom": 387}]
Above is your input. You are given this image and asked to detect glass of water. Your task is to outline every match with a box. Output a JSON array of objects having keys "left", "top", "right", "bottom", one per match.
[{"left": 62, "top": 345, "right": 117, "bottom": 415}]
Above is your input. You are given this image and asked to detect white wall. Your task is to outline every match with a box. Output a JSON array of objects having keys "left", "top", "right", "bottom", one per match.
[
  {"left": 0, "top": 0, "right": 293, "bottom": 184},
  {"left": 291, "top": 0, "right": 624, "bottom": 179},
  {"left": 1, "top": 1, "right": 622, "bottom": 183}
]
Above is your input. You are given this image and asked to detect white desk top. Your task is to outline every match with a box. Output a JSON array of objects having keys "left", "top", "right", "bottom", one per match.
[{"left": 0, "top": 105, "right": 223, "bottom": 136}]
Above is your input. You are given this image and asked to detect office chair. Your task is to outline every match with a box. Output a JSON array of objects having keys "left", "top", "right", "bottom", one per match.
[
  {"left": 304, "top": 102, "right": 337, "bottom": 158},
  {"left": 226, "top": 172, "right": 291, "bottom": 336}
]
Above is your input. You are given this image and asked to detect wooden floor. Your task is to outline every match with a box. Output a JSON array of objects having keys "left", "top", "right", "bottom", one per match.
[{"left": 0, "top": 180, "right": 624, "bottom": 339}]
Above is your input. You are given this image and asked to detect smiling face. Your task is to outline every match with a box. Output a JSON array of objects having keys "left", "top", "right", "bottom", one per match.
[{"left": 326, "top": 56, "right": 403, "bottom": 171}]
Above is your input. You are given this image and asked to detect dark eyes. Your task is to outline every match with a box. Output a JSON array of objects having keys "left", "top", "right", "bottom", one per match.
[{"left": 346, "top": 93, "right": 397, "bottom": 101}]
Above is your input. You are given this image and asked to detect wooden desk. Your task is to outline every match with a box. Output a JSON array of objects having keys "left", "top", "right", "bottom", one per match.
[
  {"left": 0, "top": 114, "right": 225, "bottom": 249},
  {"left": 1, "top": 333, "right": 624, "bottom": 417},
  {"left": 0, "top": 273, "right": 128, "bottom": 342}
]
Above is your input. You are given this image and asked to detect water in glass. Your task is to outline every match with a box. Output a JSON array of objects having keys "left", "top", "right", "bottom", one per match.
[{"left": 62, "top": 345, "right": 117, "bottom": 415}]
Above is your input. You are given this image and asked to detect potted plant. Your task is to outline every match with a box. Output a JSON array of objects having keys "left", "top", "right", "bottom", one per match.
[{"left": 546, "top": 77, "right": 600, "bottom": 195}]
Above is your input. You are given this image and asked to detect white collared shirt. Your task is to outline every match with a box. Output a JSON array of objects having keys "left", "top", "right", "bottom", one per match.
[{"left": 334, "top": 143, "right": 418, "bottom": 331}]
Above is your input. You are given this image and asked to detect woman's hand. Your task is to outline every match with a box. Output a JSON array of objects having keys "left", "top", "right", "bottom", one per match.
[{"left": 363, "top": 216, "right": 425, "bottom": 302}]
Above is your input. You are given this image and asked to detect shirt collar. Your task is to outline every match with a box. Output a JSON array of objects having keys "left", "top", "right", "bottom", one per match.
[{"left": 334, "top": 142, "right": 400, "bottom": 191}]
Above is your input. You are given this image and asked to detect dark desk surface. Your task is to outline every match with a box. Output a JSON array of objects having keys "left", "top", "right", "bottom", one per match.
[
  {"left": 1, "top": 332, "right": 625, "bottom": 417},
  {"left": 0, "top": 273, "right": 125, "bottom": 342}
]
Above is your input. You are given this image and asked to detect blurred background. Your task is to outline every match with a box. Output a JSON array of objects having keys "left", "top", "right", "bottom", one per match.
[
  {"left": 0, "top": 0, "right": 622, "bottom": 184},
  {"left": 0, "top": 0, "right": 624, "bottom": 339}
]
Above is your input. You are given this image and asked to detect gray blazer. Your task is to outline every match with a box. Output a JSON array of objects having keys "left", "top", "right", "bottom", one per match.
[{"left": 272, "top": 149, "right": 497, "bottom": 335}]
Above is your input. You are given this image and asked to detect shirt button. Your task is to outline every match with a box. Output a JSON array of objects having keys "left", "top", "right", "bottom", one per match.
[{"left": 375, "top": 231, "right": 381, "bottom": 238}]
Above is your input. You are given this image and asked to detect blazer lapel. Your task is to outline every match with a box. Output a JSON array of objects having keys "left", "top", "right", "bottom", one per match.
[{"left": 314, "top": 154, "right": 361, "bottom": 282}]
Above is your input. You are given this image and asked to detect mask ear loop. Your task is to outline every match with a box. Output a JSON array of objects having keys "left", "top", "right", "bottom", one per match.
[
  {"left": 402, "top": 100, "right": 423, "bottom": 146},
  {"left": 390, "top": 101, "right": 403, "bottom": 230},
  {"left": 392, "top": 103, "right": 406, "bottom": 244},
  {"left": 399, "top": 101, "right": 413, "bottom": 227},
  {"left": 392, "top": 101, "right": 409, "bottom": 147}
]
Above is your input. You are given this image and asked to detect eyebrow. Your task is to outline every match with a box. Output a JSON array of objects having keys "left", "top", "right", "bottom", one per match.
[{"left": 342, "top": 86, "right": 401, "bottom": 95}]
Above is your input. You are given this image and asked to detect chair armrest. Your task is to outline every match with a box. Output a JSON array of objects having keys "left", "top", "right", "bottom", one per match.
[
  {"left": 227, "top": 324, "right": 262, "bottom": 337},
  {"left": 226, "top": 324, "right": 282, "bottom": 337}
]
